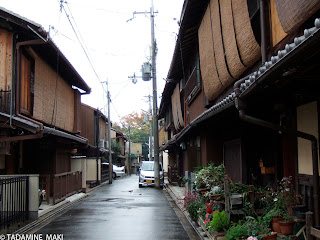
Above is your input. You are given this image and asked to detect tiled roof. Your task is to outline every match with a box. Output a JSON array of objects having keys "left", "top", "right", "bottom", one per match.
[{"left": 166, "top": 18, "right": 320, "bottom": 145}]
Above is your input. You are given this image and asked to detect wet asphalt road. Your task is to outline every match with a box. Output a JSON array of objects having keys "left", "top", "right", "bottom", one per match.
[{"left": 35, "top": 175, "right": 191, "bottom": 240}]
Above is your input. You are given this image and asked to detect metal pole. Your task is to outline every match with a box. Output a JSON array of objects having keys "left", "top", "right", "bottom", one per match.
[
  {"left": 151, "top": 0, "right": 160, "bottom": 188},
  {"left": 107, "top": 81, "right": 113, "bottom": 184},
  {"left": 128, "top": 125, "right": 131, "bottom": 175},
  {"left": 96, "top": 109, "right": 100, "bottom": 185}
]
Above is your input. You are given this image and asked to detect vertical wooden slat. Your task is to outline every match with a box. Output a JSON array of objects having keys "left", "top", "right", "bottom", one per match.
[{"left": 306, "top": 211, "right": 313, "bottom": 240}]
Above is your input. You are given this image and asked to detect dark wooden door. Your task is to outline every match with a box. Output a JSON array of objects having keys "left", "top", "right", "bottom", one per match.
[{"left": 224, "top": 139, "right": 242, "bottom": 183}]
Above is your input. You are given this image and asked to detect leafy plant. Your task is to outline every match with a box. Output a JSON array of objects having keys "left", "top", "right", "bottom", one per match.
[
  {"left": 209, "top": 210, "right": 229, "bottom": 232},
  {"left": 226, "top": 221, "right": 249, "bottom": 240},
  {"left": 246, "top": 216, "right": 270, "bottom": 240},
  {"left": 184, "top": 193, "right": 204, "bottom": 222},
  {"left": 262, "top": 207, "right": 286, "bottom": 227}
]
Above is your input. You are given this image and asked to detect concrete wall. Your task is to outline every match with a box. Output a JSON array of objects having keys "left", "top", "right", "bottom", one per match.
[
  {"left": 86, "top": 158, "right": 101, "bottom": 181},
  {"left": 297, "top": 101, "right": 320, "bottom": 175},
  {"left": 131, "top": 142, "right": 142, "bottom": 155},
  {"left": 162, "top": 151, "right": 169, "bottom": 173},
  {"left": 71, "top": 157, "right": 86, "bottom": 189}
]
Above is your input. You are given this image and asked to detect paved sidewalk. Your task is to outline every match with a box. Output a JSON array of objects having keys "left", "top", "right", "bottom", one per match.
[
  {"left": 164, "top": 178, "right": 210, "bottom": 240},
  {"left": 38, "top": 192, "right": 87, "bottom": 217}
]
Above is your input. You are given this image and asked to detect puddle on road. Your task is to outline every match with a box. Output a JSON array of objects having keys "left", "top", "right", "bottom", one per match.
[{"left": 102, "top": 198, "right": 134, "bottom": 202}]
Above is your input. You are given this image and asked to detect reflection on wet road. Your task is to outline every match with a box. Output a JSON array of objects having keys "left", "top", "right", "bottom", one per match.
[{"left": 36, "top": 175, "right": 190, "bottom": 240}]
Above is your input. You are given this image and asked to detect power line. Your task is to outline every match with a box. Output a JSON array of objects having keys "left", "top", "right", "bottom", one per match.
[{"left": 60, "top": 1, "right": 104, "bottom": 87}]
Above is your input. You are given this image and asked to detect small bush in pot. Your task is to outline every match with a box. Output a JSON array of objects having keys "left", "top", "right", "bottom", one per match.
[{"left": 209, "top": 210, "right": 229, "bottom": 232}]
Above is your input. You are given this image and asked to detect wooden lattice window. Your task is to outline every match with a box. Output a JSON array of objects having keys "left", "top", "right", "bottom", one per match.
[{"left": 20, "top": 53, "right": 34, "bottom": 115}]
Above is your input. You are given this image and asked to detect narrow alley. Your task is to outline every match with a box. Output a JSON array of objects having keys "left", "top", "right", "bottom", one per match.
[{"left": 32, "top": 175, "right": 194, "bottom": 240}]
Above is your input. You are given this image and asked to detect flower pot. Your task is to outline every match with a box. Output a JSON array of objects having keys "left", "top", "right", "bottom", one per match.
[
  {"left": 279, "top": 221, "right": 295, "bottom": 235},
  {"left": 263, "top": 232, "right": 277, "bottom": 240},
  {"left": 209, "top": 194, "right": 222, "bottom": 201},
  {"left": 272, "top": 217, "right": 283, "bottom": 233},
  {"left": 196, "top": 188, "right": 210, "bottom": 195}
]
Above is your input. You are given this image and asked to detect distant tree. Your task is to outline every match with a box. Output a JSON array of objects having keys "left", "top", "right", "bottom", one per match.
[{"left": 114, "top": 111, "right": 151, "bottom": 160}]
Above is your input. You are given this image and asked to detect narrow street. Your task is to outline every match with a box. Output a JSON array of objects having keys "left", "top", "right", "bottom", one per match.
[{"left": 33, "top": 175, "right": 193, "bottom": 240}]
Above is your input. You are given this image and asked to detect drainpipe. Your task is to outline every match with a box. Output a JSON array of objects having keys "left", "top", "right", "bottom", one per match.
[
  {"left": 15, "top": 39, "right": 46, "bottom": 132},
  {"left": 260, "top": 0, "right": 267, "bottom": 63},
  {"left": 234, "top": 79, "right": 320, "bottom": 226},
  {"left": 10, "top": 32, "right": 17, "bottom": 128}
]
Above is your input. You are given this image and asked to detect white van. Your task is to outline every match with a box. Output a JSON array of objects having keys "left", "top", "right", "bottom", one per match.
[{"left": 138, "top": 161, "right": 164, "bottom": 188}]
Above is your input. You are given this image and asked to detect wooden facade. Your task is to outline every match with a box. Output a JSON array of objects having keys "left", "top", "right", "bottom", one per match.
[
  {"left": 0, "top": 8, "right": 92, "bottom": 205},
  {"left": 159, "top": 0, "right": 320, "bottom": 223}
]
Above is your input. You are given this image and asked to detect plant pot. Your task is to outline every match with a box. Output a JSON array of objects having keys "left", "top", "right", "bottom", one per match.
[
  {"left": 279, "top": 221, "right": 295, "bottom": 235},
  {"left": 209, "top": 194, "right": 222, "bottom": 201},
  {"left": 272, "top": 217, "right": 283, "bottom": 233},
  {"left": 196, "top": 188, "right": 210, "bottom": 195},
  {"left": 263, "top": 232, "right": 277, "bottom": 240}
]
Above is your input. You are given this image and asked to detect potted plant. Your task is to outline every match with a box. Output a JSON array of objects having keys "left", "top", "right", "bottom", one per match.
[
  {"left": 262, "top": 207, "right": 285, "bottom": 233},
  {"left": 208, "top": 210, "right": 229, "bottom": 232},
  {"left": 183, "top": 192, "right": 205, "bottom": 222},
  {"left": 279, "top": 212, "right": 295, "bottom": 235},
  {"left": 245, "top": 216, "right": 277, "bottom": 240},
  {"left": 226, "top": 221, "right": 248, "bottom": 240}
]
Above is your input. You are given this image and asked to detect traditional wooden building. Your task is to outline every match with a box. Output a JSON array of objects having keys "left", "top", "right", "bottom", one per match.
[
  {"left": 159, "top": 0, "right": 320, "bottom": 224},
  {"left": 0, "top": 7, "right": 91, "bottom": 204}
]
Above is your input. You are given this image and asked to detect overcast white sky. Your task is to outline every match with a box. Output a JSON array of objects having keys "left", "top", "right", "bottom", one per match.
[{"left": 0, "top": 0, "right": 184, "bottom": 124}]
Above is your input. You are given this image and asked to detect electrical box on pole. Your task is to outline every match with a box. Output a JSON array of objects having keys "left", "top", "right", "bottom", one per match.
[{"left": 141, "top": 62, "right": 152, "bottom": 81}]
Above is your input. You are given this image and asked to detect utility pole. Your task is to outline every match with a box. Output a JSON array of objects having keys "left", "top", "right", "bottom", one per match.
[
  {"left": 147, "top": 95, "right": 153, "bottom": 160},
  {"left": 128, "top": 124, "right": 131, "bottom": 175},
  {"left": 127, "top": 0, "right": 160, "bottom": 187},
  {"left": 96, "top": 109, "right": 100, "bottom": 186},
  {"left": 106, "top": 81, "right": 113, "bottom": 184},
  {"left": 151, "top": 0, "right": 160, "bottom": 188}
]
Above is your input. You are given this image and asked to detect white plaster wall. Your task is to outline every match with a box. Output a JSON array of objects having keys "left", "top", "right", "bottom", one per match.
[
  {"left": 297, "top": 101, "right": 320, "bottom": 175},
  {"left": 86, "top": 158, "right": 101, "bottom": 181}
]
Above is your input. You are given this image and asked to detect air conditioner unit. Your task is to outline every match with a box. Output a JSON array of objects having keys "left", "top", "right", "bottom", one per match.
[
  {"left": 104, "top": 141, "right": 109, "bottom": 149},
  {"left": 99, "top": 139, "right": 105, "bottom": 149}
]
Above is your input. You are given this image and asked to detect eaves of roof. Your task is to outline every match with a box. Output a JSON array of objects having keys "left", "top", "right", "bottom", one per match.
[
  {"left": 32, "top": 40, "right": 91, "bottom": 94},
  {"left": 162, "top": 18, "right": 320, "bottom": 148},
  {"left": 0, "top": 112, "right": 40, "bottom": 134},
  {"left": 44, "top": 126, "right": 88, "bottom": 145},
  {"left": 0, "top": 7, "right": 91, "bottom": 94},
  {"left": 159, "top": 0, "right": 209, "bottom": 117},
  {"left": 238, "top": 18, "right": 320, "bottom": 98}
]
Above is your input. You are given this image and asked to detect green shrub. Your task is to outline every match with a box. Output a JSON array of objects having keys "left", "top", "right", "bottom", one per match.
[
  {"left": 184, "top": 193, "right": 204, "bottom": 222},
  {"left": 209, "top": 210, "right": 229, "bottom": 232},
  {"left": 226, "top": 221, "right": 248, "bottom": 240}
]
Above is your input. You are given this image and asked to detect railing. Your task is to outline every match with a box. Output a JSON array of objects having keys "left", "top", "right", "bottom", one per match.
[
  {"left": 52, "top": 171, "right": 82, "bottom": 204},
  {"left": 184, "top": 67, "right": 200, "bottom": 103},
  {"left": 0, "top": 176, "right": 29, "bottom": 230},
  {"left": 0, "top": 90, "right": 11, "bottom": 114},
  {"left": 101, "top": 164, "right": 109, "bottom": 183},
  {"left": 168, "top": 166, "right": 179, "bottom": 184}
]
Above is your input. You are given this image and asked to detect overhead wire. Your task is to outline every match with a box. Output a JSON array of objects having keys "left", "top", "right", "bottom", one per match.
[{"left": 60, "top": 1, "right": 105, "bottom": 87}]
